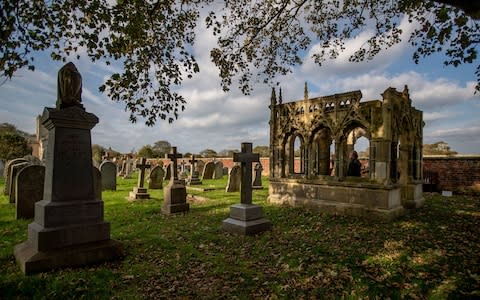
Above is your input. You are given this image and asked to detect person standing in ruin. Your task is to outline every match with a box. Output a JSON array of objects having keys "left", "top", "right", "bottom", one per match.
[{"left": 347, "top": 150, "right": 361, "bottom": 177}]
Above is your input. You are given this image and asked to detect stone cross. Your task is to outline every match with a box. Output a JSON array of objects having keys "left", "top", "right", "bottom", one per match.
[
  {"left": 136, "top": 157, "right": 151, "bottom": 188},
  {"left": 189, "top": 155, "right": 198, "bottom": 172},
  {"left": 233, "top": 143, "right": 260, "bottom": 205},
  {"left": 166, "top": 147, "right": 182, "bottom": 180}
]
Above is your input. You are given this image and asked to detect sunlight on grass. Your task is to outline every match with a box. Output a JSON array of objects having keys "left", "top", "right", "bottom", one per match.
[{"left": 0, "top": 177, "right": 479, "bottom": 298}]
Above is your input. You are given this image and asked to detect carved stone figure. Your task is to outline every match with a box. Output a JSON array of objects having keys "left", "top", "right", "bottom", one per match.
[{"left": 56, "top": 62, "right": 83, "bottom": 109}]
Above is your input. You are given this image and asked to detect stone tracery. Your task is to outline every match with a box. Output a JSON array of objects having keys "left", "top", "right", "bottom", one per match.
[{"left": 268, "top": 84, "right": 424, "bottom": 219}]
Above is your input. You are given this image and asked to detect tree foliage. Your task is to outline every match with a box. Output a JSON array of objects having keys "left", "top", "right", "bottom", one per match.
[
  {"left": 0, "top": 133, "right": 31, "bottom": 161},
  {"left": 253, "top": 145, "right": 269, "bottom": 157},
  {"left": 199, "top": 148, "right": 217, "bottom": 158},
  {"left": 1, "top": 1, "right": 478, "bottom": 125}
]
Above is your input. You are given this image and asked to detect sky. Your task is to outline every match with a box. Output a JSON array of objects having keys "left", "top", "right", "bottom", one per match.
[{"left": 1, "top": 13, "right": 479, "bottom": 155}]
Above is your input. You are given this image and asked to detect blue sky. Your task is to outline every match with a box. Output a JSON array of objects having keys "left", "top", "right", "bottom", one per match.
[{"left": 1, "top": 15, "right": 479, "bottom": 154}]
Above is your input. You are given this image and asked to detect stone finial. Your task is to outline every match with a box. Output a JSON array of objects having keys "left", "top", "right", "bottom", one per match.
[
  {"left": 56, "top": 62, "right": 83, "bottom": 110},
  {"left": 279, "top": 87, "right": 283, "bottom": 104},
  {"left": 304, "top": 82, "right": 308, "bottom": 100},
  {"left": 270, "top": 88, "right": 277, "bottom": 106}
]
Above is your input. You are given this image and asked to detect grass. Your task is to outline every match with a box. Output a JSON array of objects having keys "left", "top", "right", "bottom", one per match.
[{"left": 1, "top": 174, "right": 479, "bottom": 299}]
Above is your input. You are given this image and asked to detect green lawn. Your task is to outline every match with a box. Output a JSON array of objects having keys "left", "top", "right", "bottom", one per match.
[{"left": 1, "top": 175, "right": 479, "bottom": 299}]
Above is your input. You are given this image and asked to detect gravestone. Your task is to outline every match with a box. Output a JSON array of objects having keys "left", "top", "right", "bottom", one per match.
[
  {"left": 202, "top": 161, "right": 215, "bottom": 180},
  {"left": 223, "top": 167, "right": 229, "bottom": 175},
  {"left": 163, "top": 147, "right": 189, "bottom": 214},
  {"left": 100, "top": 161, "right": 117, "bottom": 191},
  {"left": 187, "top": 155, "right": 202, "bottom": 185},
  {"left": 164, "top": 163, "right": 172, "bottom": 181},
  {"left": 128, "top": 157, "right": 151, "bottom": 200},
  {"left": 197, "top": 160, "right": 206, "bottom": 177},
  {"left": 225, "top": 165, "right": 241, "bottom": 192},
  {"left": 0, "top": 160, "right": 4, "bottom": 178},
  {"left": 14, "top": 63, "right": 122, "bottom": 275},
  {"left": 222, "top": 143, "right": 271, "bottom": 235},
  {"left": 148, "top": 165, "right": 165, "bottom": 189},
  {"left": 9, "top": 162, "right": 30, "bottom": 203},
  {"left": 123, "top": 157, "right": 132, "bottom": 179},
  {"left": 213, "top": 161, "right": 224, "bottom": 179},
  {"left": 4, "top": 158, "right": 28, "bottom": 195},
  {"left": 93, "top": 166, "right": 102, "bottom": 201},
  {"left": 252, "top": 162, "right": 264, "bottom": 189},
  {"left": 117, "top": 158, "right": 126, "bottom": 176},
  {"left": 15, "top": 165, "right": 45, "bottom": 219}
]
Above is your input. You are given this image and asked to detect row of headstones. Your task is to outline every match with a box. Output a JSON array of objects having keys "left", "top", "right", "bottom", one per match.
[{"left": 103, "top": 157, "right": 264, "bottom": 193}]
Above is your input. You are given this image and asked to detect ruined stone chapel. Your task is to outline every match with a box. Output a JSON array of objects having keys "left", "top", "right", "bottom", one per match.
[{"left": 268, "top": 84, "right": 424, "bottom": 219}]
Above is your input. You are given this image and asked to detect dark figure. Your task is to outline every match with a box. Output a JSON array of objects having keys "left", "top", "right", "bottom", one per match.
[
  {"left": 56, "top": 62, "right": 83, "bottom": 109},
  {"left": 347, "top": 150, "right": 361, "bottom": 177}
]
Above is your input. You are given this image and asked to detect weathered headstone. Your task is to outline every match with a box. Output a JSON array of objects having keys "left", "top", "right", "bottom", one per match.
[
  {"left": 0, "top": 160, "right": 4, "bottom": 178},
  {"left": 214, "top": 161, "right": 224, "bottom": 179},
  {"left": 222, "top": 143, "right": 271, "bottom": 235},
  {"left": 252, "top": 162, "right": 264, "bottom": 189},
  {"left": 187, "top": 155, "right": 202, "bottom": 185},
  {"left": 14, "top": 63, "right": 122, "bottom": 275},
  {"left": 128, "top": 157, "right": 151, "bottom": 200},
  {"left": 163, "top": 147, "right": 189, "bottom": 214},
  {"left": 197, "top": 160, "right": 206, "bottom": 176},
  {"left": 225, "top": 165, "right": 241, "bottom": 192},
  {"left": 117, "top": 158, "right": 126, "bottom": 176},
  {"left": 93, "top": 166, "right": 102, "bottom": 201},
  {"left": 123, "top": 157, "right": 132, "bottom": 179},
  {"left": 223, "top": 167, "right": 229, "bottom": 175},
  {"left": 100, "top": 161, "right": 117, "bottom": 191},
  {"left": 148, "top": 165, "right": 165, "bottom": 189},
  {"left": 164, "top": 163, "right": 172, "bottom": 181},
  {"left": 15, "top": 165, "right": 45, "bottom": 219},
  {"left": 3, "top": 158, "right": 28, "bottom": 195},
  {"left": 202, "top": 161, "right": 215, "bottom": 180},
  {"left": 9, "top": 162, "right": 29, "bottom": 203}
]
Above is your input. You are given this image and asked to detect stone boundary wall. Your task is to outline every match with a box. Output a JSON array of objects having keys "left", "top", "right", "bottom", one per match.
[
  {"left": 423, "top": 155, "right": 480, "bottom": 193},
  {"left": 147, "top": 155, "right": 480, "bottom": 193}
]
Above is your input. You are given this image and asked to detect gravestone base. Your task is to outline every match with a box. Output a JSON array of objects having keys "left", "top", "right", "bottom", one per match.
[
  {"left": 14, "top": 239, "right": 122, "bottom": 275},
  {"left": 128, "top": 187, "right": 150, "bottom": 200},
  {"left": 222, "top": 204, "right": 272, "bottom": 235},
  {"left": 187, "top": 177, "right": 202, "bottom": 186},
  {"left": 163, "top": 180, "right": 189, "bottom": 214}
]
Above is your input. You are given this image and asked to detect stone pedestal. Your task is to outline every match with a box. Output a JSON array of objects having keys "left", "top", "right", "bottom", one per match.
[
  {"left": 222, "top": 204, "right": 272, "bottom": 235},
  {"left": 128, "top": 187, "right": 150, "bottom": 200},
  {"left": 162, "top": 180, "right": 189, "bottom": 214},
  {"left": 187, "top": 171, "right": 202, "bottom": 185},
  {"left": 14, "top": 106, "right": 122, "bottom": 275}
]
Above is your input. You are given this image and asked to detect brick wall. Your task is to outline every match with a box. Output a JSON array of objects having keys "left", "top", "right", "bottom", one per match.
[
  {"left": 149, "top": 155, "right": 480, "bottom": 193},
  {"left": 423, "top": 155, "right": 480, "bottom": 193}
]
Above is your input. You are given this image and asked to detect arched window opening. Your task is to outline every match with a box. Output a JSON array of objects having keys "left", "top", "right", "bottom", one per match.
[{"left": 293, "top": 135, "right": 303, "bottom": 173}]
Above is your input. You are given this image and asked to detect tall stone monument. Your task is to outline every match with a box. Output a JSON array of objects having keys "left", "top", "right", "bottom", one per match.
[
  {"left": 187, "top": 155, "right": 202, "bottom": 186},
  {"left": 14, "top": 62, "right": 122, "bottom": 275},
  {"left": 162, "top": 147, "right": 189, "bottom": 214},
  {"left": 128, "top": 157, "right": 151, "bottom": 200},
  {"left": 222, "top": 143, "right": 272, "bottom": 235}
]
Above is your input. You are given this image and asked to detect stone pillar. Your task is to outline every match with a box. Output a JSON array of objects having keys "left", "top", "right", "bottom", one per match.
[{"left": 14, "top": 106, "right": 122, "bottom": 275}]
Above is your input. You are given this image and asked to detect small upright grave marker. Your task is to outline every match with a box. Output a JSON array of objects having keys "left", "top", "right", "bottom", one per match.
[
  {"left": 222, "top": 143, "right": 271, "bottom": 235},
  {"left": 100, "top": 161, "right": 117, "bottom": 191},
  {"left": 128, "top": 157, "right": 151, "bottom": 200},
  {"left": 163, "top": 147, "right": 189, "bottom": 214},
  {"left": 187, "top": 155, "right": 202, "bottom": 185},
  {"left": 148, "top": 165, "right": 165, "bottom": 189},
  {"left": 15, "top": 165, "right": 45, "bottom": 219},
  {"left": 252, "top": 162, "right": 264, "bottom": 189}
]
